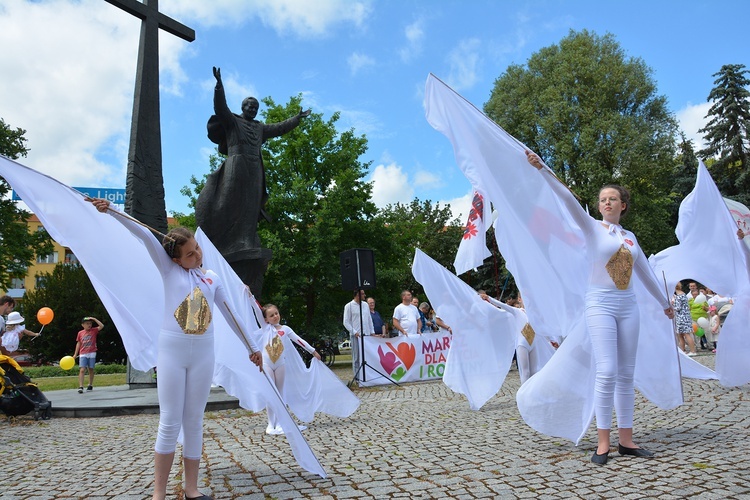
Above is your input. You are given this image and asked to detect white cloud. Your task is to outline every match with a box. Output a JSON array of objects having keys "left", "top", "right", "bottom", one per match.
[
  {"left": 676, "top": 101, "right": 711, "bottom": 151},
  {"left": 347, "top": 52, "right": 376, "bottom": 76},
  {"left": 0, "top": 0, "right": 141, "bottom": 187},
  {"left": 369, "top": 163, "right": 414, "bottom": 208},
  {"left": 172, "top": 0, "right": 372, "bottom": 37},
  {"left": 221, "top": 74, "right": 261, "bottom": 108},
  {"left": 399, "top": 18, "right": 425, "bottom": 63},
  {"left": 413, "top": 170, "right": 442, "bottom": 189},
  {"left": 336, "top": 107, "right": 386, "bottom": 139},
  {"left": 446, "top": 38, "right": 482, "bottom": 91}
]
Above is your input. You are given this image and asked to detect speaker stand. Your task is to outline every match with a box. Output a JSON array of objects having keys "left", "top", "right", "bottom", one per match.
[{"left": 347, "top": 291, "right": 400, "bottom": 388}]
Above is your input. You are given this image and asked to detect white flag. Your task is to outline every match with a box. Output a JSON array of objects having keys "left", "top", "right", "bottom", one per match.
[
  {"left": 424, "top": 74, "right": 683, "bottom": 443},
  {"left": 453, "top": 189, "right": 492, "bottom": 275}
]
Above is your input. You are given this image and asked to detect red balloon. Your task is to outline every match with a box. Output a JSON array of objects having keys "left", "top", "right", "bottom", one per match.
[{"left": 37, "top": 307, "right": 54, "bottom": 325}]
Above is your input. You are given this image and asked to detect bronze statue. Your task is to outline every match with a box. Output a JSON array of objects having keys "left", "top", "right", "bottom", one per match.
[{"left": 196, "top": 67, "right": 310, "bottom": 296}]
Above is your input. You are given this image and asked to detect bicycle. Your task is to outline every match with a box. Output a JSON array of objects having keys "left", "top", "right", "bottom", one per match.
[{"left": 294, "top": 337, "right": 336, "bottom": 368}]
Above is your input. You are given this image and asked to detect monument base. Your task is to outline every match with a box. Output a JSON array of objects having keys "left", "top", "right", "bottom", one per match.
[
  {"left": 127, "top": 360, "right": 157, "bottom": 389},
  {"left": 229, "top": 248, "right": 273, "bottom": 298}
]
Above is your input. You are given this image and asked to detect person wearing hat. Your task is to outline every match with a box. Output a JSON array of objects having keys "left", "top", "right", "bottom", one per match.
[
  {"left": 0, "top": 295, "right": 16, "bottom": 355},
  {"left": 1, "top": 311, "right": 41, "bottom": 354},
  {"left": 72, "top": 316, "right": 105, "bottom": 394}
]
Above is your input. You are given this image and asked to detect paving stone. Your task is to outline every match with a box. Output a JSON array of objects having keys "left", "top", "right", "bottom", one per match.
[{"left": 1, "top": 355, "right": 747, "bottom": 498}]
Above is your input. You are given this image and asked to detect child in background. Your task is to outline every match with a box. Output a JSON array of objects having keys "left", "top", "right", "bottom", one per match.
[
  {"left": 1, "top": 311, "right": 40, "bottom": 353},
  {"left": 261, "top": 304, "right": 320, "bottom": 435},
  {"left": 73, "top": 316, "right": 104, "bottom": 393},
  {"left": 709, "top": 305, "right": 720, "bottom": 352}
]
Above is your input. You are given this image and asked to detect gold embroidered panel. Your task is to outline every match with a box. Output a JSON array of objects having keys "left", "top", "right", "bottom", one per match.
[
  {"left": 521, "top": 322, "right": 536, "bottom": 345},
  {"left": 605, "top": 244, "right": 633, "bottom": 290},
  {"left": 266, "top": 335, "right": 284, "bottom": 364},
  {"left": 174, "top": 286, "right": 212, "bottom": 335}
]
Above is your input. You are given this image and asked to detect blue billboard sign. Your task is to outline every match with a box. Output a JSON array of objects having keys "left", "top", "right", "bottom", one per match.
[{"left": 13, "top": 187, "right": 126, "bottom": 204}]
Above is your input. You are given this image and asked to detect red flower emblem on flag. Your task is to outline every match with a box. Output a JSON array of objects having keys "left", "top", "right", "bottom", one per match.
[
  {"left": 463, "top": 221, "right": 478, "bottom": 239},
  {"left": 624, "top": 239, "right": 634, "bottom": 247}
]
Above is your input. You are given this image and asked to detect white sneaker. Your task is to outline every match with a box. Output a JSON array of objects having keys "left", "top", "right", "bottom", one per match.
[
  {"left": 297, "top": 425, "right": 307, "bottom": 432},
  {"left": 687, "top": 352, "right": 697, "bottom": 357},
  {"left": 265, "top": 424, "right": 284, "bottom": 435}
]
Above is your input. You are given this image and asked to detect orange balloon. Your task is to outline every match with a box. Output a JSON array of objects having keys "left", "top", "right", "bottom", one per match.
[
  {"left": 692, "top": 323, "right": 698, "bottom": 333},
  {"left": 37, "top": 307, "right": 54, "bottom": 325}
]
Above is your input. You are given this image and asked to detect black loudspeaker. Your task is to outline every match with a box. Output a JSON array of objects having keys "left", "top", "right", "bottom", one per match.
[{"left": 340, "top": 248, "right": 376, "bottom": 290}]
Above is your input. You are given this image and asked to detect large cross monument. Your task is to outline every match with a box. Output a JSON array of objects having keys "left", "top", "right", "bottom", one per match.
[{"left": 105, "top": 0, "right": 195, "bottom": 235}]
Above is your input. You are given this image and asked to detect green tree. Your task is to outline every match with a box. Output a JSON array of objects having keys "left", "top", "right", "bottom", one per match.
[
  {"left": 668, "top": 133, "right": 700, "bottom": 227},
  {"left": 19, "top": 263, "right": 125, "bottom": 364},
  {"left": 484, "top": 29, "right": 678, "bottom": 255},
  {"left": 0, "top": 118, "right": 53, "bottom": 289},
  {"left": 374, "top": 199, "right": 463, "bottom": 302},
  {"left": 698, "top": 64, "right": 750, "bottom": 204},
  {"left": 254, "top": 95, "right": 379, "bottom": 338}
]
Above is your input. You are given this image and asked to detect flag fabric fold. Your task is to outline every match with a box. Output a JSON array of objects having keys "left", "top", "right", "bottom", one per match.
[
  {"left": 412, "top": 249, "right": 516, "bottom": 410},
  {"left": 453, "top": 189, "right": 492, "bottom": 275},
  {"left": 650, "top": 162, "right": 750, "bottom": 387},
  {"left": 424, "top": 74, "right": 684, "bottom": 444}
]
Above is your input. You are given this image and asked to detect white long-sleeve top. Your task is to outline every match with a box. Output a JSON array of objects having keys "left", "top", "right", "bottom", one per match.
[
  {"left": 343, "top": 299, "right": 374, "bottom": 336},
  {"left": 109, "top": 208, "right": 259, "bottom": 353},
  {"left": 541, "top": 170, "right": 670, "bottom": 308}
]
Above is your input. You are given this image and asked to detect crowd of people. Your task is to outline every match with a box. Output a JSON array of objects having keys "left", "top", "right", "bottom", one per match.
[{"left": 673, "top": 281, "right": 728, "bottom": 356}]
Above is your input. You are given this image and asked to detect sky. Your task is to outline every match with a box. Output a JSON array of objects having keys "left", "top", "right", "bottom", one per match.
[{"left": 1, "top": 0, "right": 748, "bottom": 222}]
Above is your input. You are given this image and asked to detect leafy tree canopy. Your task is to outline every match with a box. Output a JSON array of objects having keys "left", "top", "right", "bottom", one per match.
[
  {"left": 484, "top": 29, "right": 679, "bottom": 255},
  {"left": 0, "top": 118, "right": 53, "bottom": 289},
  {"left": 19, "top": 263, "right": 124, "bottom": 364},
  {"left": 373, "top": 199, "right": 462, "bottom": 302},
  {"left": 698, "top": 64, "right": 750, "bottom": 204}
]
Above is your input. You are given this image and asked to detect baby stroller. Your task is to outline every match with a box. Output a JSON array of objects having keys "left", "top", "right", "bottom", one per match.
[{"left": 0, "top": 354, "right": 52, "bottom": 420}]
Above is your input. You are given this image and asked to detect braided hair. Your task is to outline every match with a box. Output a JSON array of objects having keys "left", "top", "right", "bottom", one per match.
[{"left": 162, "top": 227, "right": 194, "bottom": 259}]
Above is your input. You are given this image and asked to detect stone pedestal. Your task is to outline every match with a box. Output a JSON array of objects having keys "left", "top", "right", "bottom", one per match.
[{"left": 127, "top": 360, "right": 157, "bottom": 389}]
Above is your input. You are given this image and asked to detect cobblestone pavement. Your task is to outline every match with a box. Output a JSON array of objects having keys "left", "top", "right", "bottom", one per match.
[{"left": 2, "top": 353, "right": 748, "bottom": 499}]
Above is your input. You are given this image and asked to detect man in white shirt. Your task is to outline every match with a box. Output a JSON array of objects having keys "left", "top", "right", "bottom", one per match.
[
  {"left": 392, "top": 290, "right": 422, "bottom": 336},
  {"left": 343, "top": 290, "right": 374, "bottom": 380}
]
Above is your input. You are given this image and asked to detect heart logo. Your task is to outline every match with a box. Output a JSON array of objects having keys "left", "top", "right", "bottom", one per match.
[
  {"left": 390, "top": 366, "right": 407, "bottom": 381},
  {"left": 377, "top": 346, "right": 402, "bottom": 373},
  {"left": 387, "top": 342, "right": 416, "bottom": 370}
]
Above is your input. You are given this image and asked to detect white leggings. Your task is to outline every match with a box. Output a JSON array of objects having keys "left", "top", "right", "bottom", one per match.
[
  {"left": 264, "top": 361, "right": 286, "bottom": 428},
  {"left": 585, "top": 289, "right": 639, "bottom": 430},
  {"left": 154, "top": 330, "right": 215, "bottom": 459}
]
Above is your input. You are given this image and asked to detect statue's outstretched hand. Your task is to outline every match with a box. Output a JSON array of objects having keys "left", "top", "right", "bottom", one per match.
[
  {"left": 213, "top": 66, "right": 222, "bottom": 82},
  {"left": 299, "top": 108, "right": 311, "bottom": 118}
]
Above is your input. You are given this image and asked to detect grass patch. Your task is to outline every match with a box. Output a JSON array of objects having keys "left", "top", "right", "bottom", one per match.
[{"left": 31, "top": 373, "right": 127, "bottom": 392}]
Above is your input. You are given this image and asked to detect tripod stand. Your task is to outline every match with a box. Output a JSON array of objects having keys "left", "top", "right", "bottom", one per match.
[{"left": 347, "top": 289, "right": 400, "bottom": 388}]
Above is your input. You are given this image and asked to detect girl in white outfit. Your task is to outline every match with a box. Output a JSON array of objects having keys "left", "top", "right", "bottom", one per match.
[
  {"left": 526, "top": 152, "right": 674, "bottom": 465},
  {"left": 261, "top": 304, "right": 320, "bottom": 434},
  {"left": 90, "top": 198, "right": 262, "bottom": 500}
]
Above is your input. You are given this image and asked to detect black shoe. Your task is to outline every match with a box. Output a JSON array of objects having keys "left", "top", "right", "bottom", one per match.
[
  {"left": 186, "top": 495, "right": 213, "bottom": 500},
  {"left": 77, "top": 387, "right": 83, "bottom": 394},
  {"left": 86, "top": 385, "right": 93, "bottom": 391},
  {"left": 618, "top": 444, "right": 654, "bottom": 457},
  {"left": 591, "top": 450, "right": 609, "bottom": 465}
]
